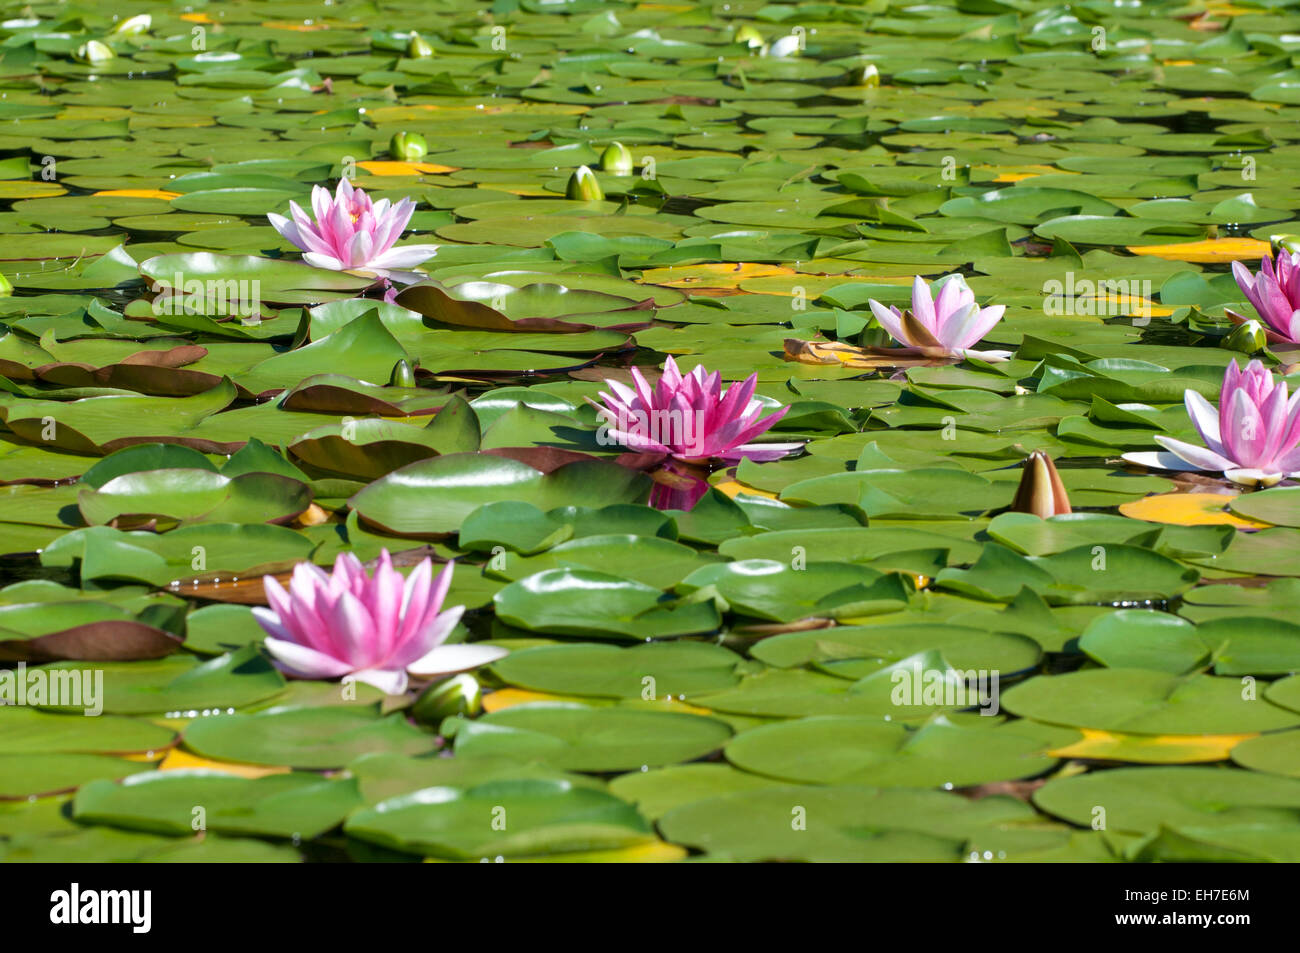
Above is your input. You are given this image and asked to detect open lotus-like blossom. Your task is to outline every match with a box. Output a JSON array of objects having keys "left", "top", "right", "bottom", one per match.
[
  {"left": 267, "top": 179, "right": 436, "bottom": 281},
  {"left": 254, "top": 551, "right": 505, "bottom": 695},
  {"left": 1231, "top": 253, "right": 1300, "bottom": 346},
  {"left": 594, "top": 356, "right": 803, "bottom": 509},
  {"left": 1123, "top": 360, "right": 1300, "bottom": 487},
  {"left": 868, "top": 274, "right": 1010, "bottom": 362}
]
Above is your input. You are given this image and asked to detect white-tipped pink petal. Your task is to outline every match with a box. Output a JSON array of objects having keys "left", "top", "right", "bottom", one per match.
[
  {"left": 911, "top": 275, "right": 937, "bottom": 332},
  {"left": 1223, "top": 467, "right": 1286, "bottom": 488},
  {"left": 1185, "top": 389, "right": 1223, "bottom": 451},
  {"left": 406, "top": 642, "right": 507, "bottom": 678},
  {"left": 349, "top": 667, "right": 409, "bottom": 695},
  {"left": 868, "top": 299, "right": 910, "bottom": 346},
  {"left": 302, "top": 251, "right": 347, "bottom": 271},
  {"left": 1153, "top": 435, "right": 1237, "bottom": 472},
  {"left": 368, "top": 244, "right": 438, "bottom": 269},
  {"left": 1121, "top": 450, "right": 1205, "bottom": 473},
  {"left": 263, "top": 637, "right": 356, "bottom": 679}
]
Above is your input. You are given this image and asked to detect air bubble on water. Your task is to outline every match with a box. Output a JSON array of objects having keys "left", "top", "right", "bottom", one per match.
[
  {"left": 943, "top": 782, "right": 953, "bottom": 790},
  {"left": 983, "top": 851, "right": 992, "bottom": 860},
  {"left": 640, "top": 765, "right": 648, "bottom": 772}
]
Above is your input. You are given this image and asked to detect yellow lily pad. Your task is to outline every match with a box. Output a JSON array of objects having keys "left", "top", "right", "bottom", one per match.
[
  {"left": 1119, "top": 492, "right": 1274, "bottom": 528},
  {"left": 1050, "top": 727, "right": 1256, "bottom": 763},
  {"left": 712, "top": 479, "right": 779, "bottom": 501},
  {"left": 0, "top": 181, "right": 65, "bottom": 199},
  {"left": 425, "top": 840, "right": 687, "bottom": 862},
  {"left": 639, "top": 262, "right": 795, "bottom": 288},
  {"left": 158, "top": 747, "right": 290, "bottom": 778},
  {"left": 482, "top": 687, "right": 578, "bottom": 712},
  {"left": 94, "top": 189, "right": 181, "bottom": 200},
  {"left": 1125, "top": 237, "right": 1272, "bottom": 263},
  {"left": 357, "top": 160, "right": 459, "bottom": 176}
]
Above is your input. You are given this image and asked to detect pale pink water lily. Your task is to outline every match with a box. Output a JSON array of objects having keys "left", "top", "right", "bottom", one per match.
[
  {"left": 593, "top": 356, "right": 803, "bottom": 509},
  {"left": 267, "top": 179, "right": 437, "bottom": 281},
  {"left": 1123, "top": 360, "right": 1300, "bottom": 487},
  {"left": 868, "top": 274, "right": 1011, "bottom": 362},
  {"left": 253, "top": 551, "right": 505, "bottom": 695},
  {"left": 1231, "top": 253, "right": 1300, "bottom": 346}
]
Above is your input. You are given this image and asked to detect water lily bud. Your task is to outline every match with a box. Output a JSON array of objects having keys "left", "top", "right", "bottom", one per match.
[
  {"left": 412, "top": 672, "right": 482, "bottom": 724},
  {"left": 1223, "top": 319, "right": 1267, "bottom": 355},
  {"left": 75, "top": 40, "right": 115, "bottom": 65},
  {"left": 0, "top": 272, "right": 11, "bottom": 297},
  {"left": 768, "top": 34, "right": 801, "bottom": 58},
  {"left": 733, "top": 24, "right": 765, "bottom": 49},
  {"left": 111, "top": 14, "right": 151, "bottom": 35},
  {"left": 1010, "top": 451, "right": 1071, "bottom": 519},
  {"left": 566, "top": 164, "right": 603, "bottom": 201},
  {"left": 855, "top": 63, "right": 880, "bottom": 87},
  {"left": 1270, "top": 233, "right": 1300, "bottom": 258},
  {"left": 407, "top": 32, "right": 434, "bottom": 58},
  {"left": 390, "top": 359, "right": 416, "bottom": 388},
  {"left": 600, "top": 141, "right": 634, "bottom": 176},
  {"left": 389, "top": 131, "right": 428, "bottom": 162}
]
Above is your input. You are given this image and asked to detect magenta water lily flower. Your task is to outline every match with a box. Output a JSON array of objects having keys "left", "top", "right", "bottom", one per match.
[
  {"left": 593, "top": 356, "right": 803, "bottom": 509},
  {"left": 253, "top": 551, "right": 505, "bottom": 695},
  {"left": 267, "top": 179, "right": 437, "bottom": 281},
  {"left": 868, "top": 275, "right": 1010, "bottom": 362},
  {"left": 1123, "top": 360, "right": 1300, "bottom": 487},
  {"left": 1231, "top": 253, "right": 1300, "bottom": 346}
]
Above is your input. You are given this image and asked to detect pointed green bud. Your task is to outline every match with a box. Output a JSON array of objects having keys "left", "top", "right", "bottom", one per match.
[
  {"left": 75, "top": 40, "right": 115, "bottom": 65},
  {"left": 411, "top": 673, "right": 482, "bottom": 725},
  {"left": 734, "top": 24, "right": 765, "bottom": 49},
  {"left": 0, "top": 272, "right": 11, "bottom": 297},
  {"left": 855, "top": 63, "right": 880, "bottom": 87},
  {"left": 111, "top": 14, "right": 151, "bottom": 36},
  {"left": 389, "top": 131, "right": 428, "bottom": 162},
  {"left": 566, "top": 164, "right": 603, "bottom": 201},
  {"left": 1270, "top": 233, "right": 1300, "bottom": 258},
  {"left": 768, "top": 34, "right": 801, "bottom": 58},
  {"left": 1010, "top": 451, "right": 1072, "bottom": 519},
  {"left": 600, "top": 141, "right": 634, "bottom": 176},
  {"left": 1223, "top": 319, "right": 1268, "bottom": 355},
  {"left": 407, "top": 32, "right": 434, "bottom": 58},
  {"left": 390, "top": 359, "right": 416, "bottom": 388}
]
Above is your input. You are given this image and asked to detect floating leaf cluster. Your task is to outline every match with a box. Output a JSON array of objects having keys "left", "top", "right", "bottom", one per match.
[{"left": 3, "top": 0, "right": 1300, "bottom": 863}]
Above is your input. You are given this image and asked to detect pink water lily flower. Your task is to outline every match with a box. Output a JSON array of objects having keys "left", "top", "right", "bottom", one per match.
[
  {"left": 868, "top": 274, "right": 1011, "bottom": 362},
  {"left": 593, "top": 356, "right": 803, "bottom": 509},
  {"left": 1231, "top": 253, "right": 1300, "bottom": 346},
  {"left": 1123, "top": 360, "right": 1300, "bottom": 487},
  {"left": 253, "top": 551, "right": 505, "bottom": 695},
  {"left": 267, "top": 179, "right": 437, "bottom": 281}
]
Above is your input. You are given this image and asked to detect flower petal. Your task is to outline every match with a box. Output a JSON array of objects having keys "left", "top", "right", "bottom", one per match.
[
  {"left": 406, "top": 642, "right": 508, "bottom": 677},
  {"left": 1152, "top": 435, "right": 1237, "bottom": 472}
]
